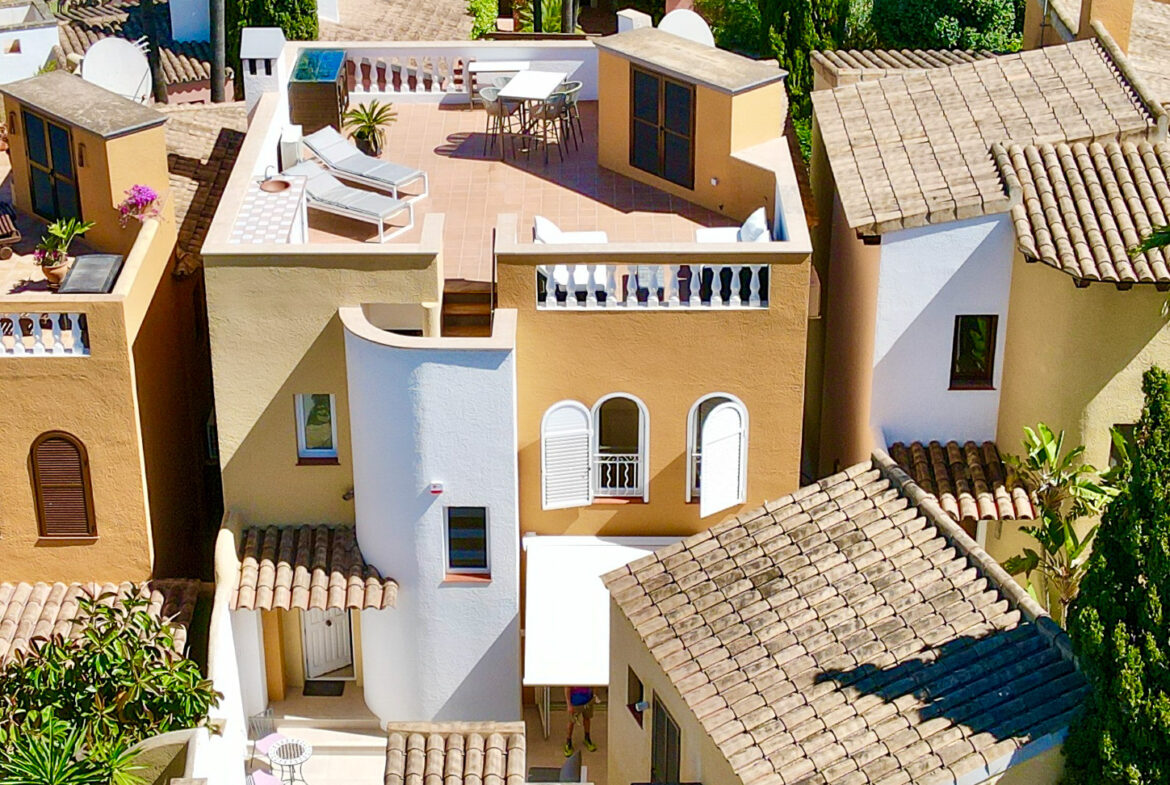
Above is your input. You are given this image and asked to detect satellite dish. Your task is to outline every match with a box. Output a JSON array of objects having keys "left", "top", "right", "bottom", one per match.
[
  {"left": 80, "top": 38, "right": 152, "bottom": 104},
  {"left": 658, "top": 9, "right": 715, "bottom": 47}
]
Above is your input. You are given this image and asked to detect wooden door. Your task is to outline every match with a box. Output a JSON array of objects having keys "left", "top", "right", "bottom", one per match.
[{"left": 301, "top": 608, "right": 352, "bottom": 679}]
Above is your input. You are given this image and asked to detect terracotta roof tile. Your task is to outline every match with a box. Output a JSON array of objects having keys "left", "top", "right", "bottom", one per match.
[
  {"left": 384, "top": 722, "right": 526, "bottom": 785},
  {"left": 604, "top": 455, "right": 1083, "bottom": 785},
  {"left": 0, "top": 579, "right": 198, "bottom": 664},
  {"left": 812, "top": 39, "right": 1162, "bottom": 236},
  {"left": 232, "top": 525, "right": 397, "bottom": 612},
  {"left": 811, "top": 48, "right": 994, "bottom": 86},
  {"left": 888, "top": 441, "right": 1035, "bottom": 522},
  {"left": 157, "top": 103, "right": 247, "bottom": 273},
  {"left": 995, "top": 139, "right": 1170, "bottom": 287},
  {"left": 55, "top": 0, "right": 230, "bottom": 88}
]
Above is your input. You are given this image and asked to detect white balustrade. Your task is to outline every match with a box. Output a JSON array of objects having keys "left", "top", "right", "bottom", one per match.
[
  {"left": 593, "top": 453, "right": 642, "bottom": 497},
  {"left": 536, "top": 264, "right": 769, "bottom": 310},
  {"left": 0, "top": 313, "right": 89, "bottom": 356}
]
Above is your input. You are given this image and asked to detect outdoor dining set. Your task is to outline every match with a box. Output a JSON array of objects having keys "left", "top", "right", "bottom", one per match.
[{"left": 470, "top": 60, "right": 585, "bottom": 164}]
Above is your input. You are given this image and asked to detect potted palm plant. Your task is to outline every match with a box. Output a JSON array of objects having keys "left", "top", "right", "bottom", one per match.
[
  {"left": 34, "top": 217, "right": 95, "bottom": 289},
  {"left": 342, "top": 100, "right": 398, "bottom": 157}
]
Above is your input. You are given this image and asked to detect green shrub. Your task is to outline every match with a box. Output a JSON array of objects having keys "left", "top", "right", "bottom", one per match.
[
  {"left": 1064, "top": 367, "right": 1170, "bottom": 783},
  {"left": 870, "top": 0, "right": 1021, "bottom": 51},
  {"left": 469, "top": 0, "right": 497, "bottom": 38}
]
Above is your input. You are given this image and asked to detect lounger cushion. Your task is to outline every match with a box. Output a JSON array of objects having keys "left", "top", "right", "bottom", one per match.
[
  {"left": 304, "top": 127, "right": 424, "bottom": 189},
  {"left": 738, "top": 207, "right": 770, "bottom": 242},
  {"left": 534, "top": 215, "right": 608, "bottom": 244},
  {"left": 283, "top": 161, "right": 407, "bottom": 220}
]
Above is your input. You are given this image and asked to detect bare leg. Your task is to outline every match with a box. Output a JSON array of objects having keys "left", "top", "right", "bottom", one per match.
[{"left": 583, "top": 714, "right": 591, "bottom": 738}]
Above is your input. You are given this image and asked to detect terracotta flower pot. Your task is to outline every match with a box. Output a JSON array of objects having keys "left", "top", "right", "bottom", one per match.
[{"left": 42, "top": 257, "right": 72, "bottom": 289}]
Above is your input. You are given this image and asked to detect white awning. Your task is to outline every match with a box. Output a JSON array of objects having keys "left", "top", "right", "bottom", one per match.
[{"left": 523, "top": 535, "right": 681, "bottom": 686}]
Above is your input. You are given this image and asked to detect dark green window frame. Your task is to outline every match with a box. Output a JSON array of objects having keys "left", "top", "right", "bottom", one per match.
[{"left": 950, "top": 314, "right": 998, "bottom": 390}]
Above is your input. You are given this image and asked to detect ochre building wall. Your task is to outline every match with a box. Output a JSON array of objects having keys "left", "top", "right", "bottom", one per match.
[{"left": 497, "top": 255, "right": 809, "bottom": 538}]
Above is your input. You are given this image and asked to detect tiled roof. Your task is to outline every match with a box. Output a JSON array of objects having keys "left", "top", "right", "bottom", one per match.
[
  {"left": 56, "top": 0, "right": 229, "bottom": 88},
  {"left": 0, "top": 579, "right": 199, "bottom": 664},
  {"left": 811, "top": 48, "right": 993, "bottom": 85},
  {"left": 995, "top": 139, "right": 1170, "bottom": 287},
  {"left": 811, "top": 38, "right": 1162, "bottom": 236},
  {"left": 603, "top": 453, "right": 1085, "bottom": 785},
  {"left": 157, "top": 103, "right": 247, "bottom": 274},
  {"left": 384, "top": 722, "right": 526, "bottom": 785},
  {"left": 232, "top": 525, "right": 398, "bottom": 612},
  {"left": 889, "top": 441, "right": 1035, "bottom": 522}
]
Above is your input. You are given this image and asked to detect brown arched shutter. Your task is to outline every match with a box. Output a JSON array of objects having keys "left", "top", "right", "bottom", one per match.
[{"left": 31, "top": 432, "right": 95, "bottom": 537}]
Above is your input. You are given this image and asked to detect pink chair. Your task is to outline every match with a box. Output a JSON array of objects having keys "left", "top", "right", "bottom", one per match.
[
  {"left": 248, "top": 771, "right": 282, "bottom": 785},
  {"left": 251, "top": 732, "right": 287, "bottom": 770}
]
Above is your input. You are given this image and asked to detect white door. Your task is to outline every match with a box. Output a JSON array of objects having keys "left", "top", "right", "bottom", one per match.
[
  {"left": 541, "top": 400, "right": 594, "bottom": 510},
  {"left": 700, "top": 402, "right": 747, "bottom": 518},
  {"left": 301, "top": 608, "right": 352, "bottom": 679}
]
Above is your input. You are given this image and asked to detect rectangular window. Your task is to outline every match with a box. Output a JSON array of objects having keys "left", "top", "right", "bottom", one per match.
[
  {"left": 651, "top": 694, "right": 681, "bottom": 783},
  {"left": 446, "top": 507, "right": 489, "bottom": 575},
  {"left": 21, "top": 109, "right": 80, "bottom": 222},
  {"left": 950, "top": 315, "right": 998, "bottom": 389},
  {"left": 629, "top": 66, "right": 695, "bottom": 189},
  {"left": 627, "top": 667, "right": 644, "bottom": 726},
  {"left": 295, "top": 393, "right": 338, "bottom": 462}
]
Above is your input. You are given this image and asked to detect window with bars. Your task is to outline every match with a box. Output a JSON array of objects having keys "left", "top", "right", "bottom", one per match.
[{"left": 31, "top": 431, "right": 95, "bottom": 538}]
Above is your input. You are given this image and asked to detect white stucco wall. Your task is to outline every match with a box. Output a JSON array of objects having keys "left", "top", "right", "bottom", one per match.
[
  {"left": 200, "top": 583, "right": 248, "bottom": 785},
  {"left": 870, "top": 214, "right": 1014, "bottom": 445},
  {"left": 345, "top": 331, "right": 521, "bottom": 723},
  {"left": 230, "top": 609, "right": 268, "bottom": 718},
  {"left": 0, "top": 24, "right": 59, "bottom": 84}
]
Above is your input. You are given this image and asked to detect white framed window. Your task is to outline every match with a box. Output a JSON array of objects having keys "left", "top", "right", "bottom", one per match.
[
  {"left": 686, "top": 393, "right": 748, "bottom": 517},
  {"left": 446, "top": 506, "right": 489, "bottom": 575},
  {"left": 592, "top": 393, "right": 650, "bottom": 501},
  {"left": 295, "top": 393, "right": 338, "bottom": 462}
]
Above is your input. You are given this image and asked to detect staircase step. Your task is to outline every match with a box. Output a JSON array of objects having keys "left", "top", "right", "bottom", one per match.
[
  {"left": 442, "top": 324, "right": 492, "bottom": 337},
  {"left": 442, "top": 302, "right": 492, "bottom": 316},
  {"left": 443, "top": 291, "right": 494, "bottom": 306}
]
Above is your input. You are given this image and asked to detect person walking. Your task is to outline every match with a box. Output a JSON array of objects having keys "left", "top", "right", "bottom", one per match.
[{"left": 564, "top": 686, "right": 598, "bottom": 756}]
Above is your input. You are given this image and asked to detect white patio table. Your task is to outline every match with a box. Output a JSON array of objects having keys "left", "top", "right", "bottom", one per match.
[{"left": 499, "top": 70, "right": 572, "bottom": 157}]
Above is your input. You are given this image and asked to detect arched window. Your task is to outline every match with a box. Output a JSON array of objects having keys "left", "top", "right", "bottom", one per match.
[
  {"left": 30, "top": 431, "right": 95, "bottom": 537},
  {"left": 686, "top": 394, "right": 748, "bottom": 518},
  {"left": 592, "top": 394, "right": 649, "bottom": 502}
]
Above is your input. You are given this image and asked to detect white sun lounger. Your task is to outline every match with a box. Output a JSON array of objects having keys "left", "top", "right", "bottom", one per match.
[
  {"left": 284, "top": 161, "right": 414, "bottom": 243},
  {"left": 303, "top": 126, "right": 429, "bottom": 204}
]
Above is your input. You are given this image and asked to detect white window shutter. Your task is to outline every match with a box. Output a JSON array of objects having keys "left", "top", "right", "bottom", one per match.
[
  {"left": 700, "top": 402, "right": 746, "bottom": 518},
  {"left": 541, "top": 401, "right": 593, "bottom": 510}
]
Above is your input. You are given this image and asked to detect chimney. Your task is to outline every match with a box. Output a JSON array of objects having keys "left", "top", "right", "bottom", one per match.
[
  {"left": 616, "top": 8, "right": 652, "bottom": 32},
  {"left": 1080, "top": 0, "right": 1134, "bottom": 51},
  {"left": 239, "top": 27, "right": 286, "bottom": 116}
]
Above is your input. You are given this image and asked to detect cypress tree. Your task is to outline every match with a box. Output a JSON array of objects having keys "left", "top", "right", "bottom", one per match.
[{"left": 1064, "top": 367, "right": 1170, "bottom": 783}]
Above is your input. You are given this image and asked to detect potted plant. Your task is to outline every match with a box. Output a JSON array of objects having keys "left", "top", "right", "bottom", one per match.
[
  {"left": 34, "top": 217, "right": 95, "bottom": 289},
  {"left": 342, "top": 100, "right": 398, "bottom": 157}
]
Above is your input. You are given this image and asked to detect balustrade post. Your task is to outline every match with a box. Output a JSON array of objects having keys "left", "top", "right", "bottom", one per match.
[
  {"left": 585, "top": 265, "right": 598, "bottom": 308},
  {"left": 565, "top": 266, "right": 579, "bottom": 308},
  {"left": 668, "top": 266, "right": 681, "bottom": 307},
  {"left": 646, "top": 267, "right": 659, "bottom": 307},
  {"left": 30, "top": 315, "right": 45, "bottom": 355},
  {"left": 689, "top": 266, "right": 701, "bottom": 307},
  {"left": 625, "top": 266, "right": 637, "bottom": 308},
  {"left": 605, "top": 267, "right": 617, "bottom": 309},
  {"left": 50, "top": 314, "right": 64, "bottom": 355},
  {"left": 749, "top": 266, "right": 762, "bottom": 306},
  {"left": 729, "top": 265, "right": 743, "bottom": 306}
]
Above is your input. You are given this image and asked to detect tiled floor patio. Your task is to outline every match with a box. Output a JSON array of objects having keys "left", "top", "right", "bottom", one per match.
[{"left": 305, "top": 101, "right": 736, "bottom": 282}]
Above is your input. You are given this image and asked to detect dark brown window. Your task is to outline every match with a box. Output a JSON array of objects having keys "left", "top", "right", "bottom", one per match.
[
  {"left": 950, "top": 315, "right": 998, "bottom": 389},
  {"left": 630, "top": 66, "right": 695, "bottom": 189},
  {"left": 31, "top": 431, "right": 95, "bottom": 538},
  {"left": 21, "top": 110, "right": 80, "bottom": 222},
  {"left": 627, "top": 666, "right": 644, "bottom": 726}
]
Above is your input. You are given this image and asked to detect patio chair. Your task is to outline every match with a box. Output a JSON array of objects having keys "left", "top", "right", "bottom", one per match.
[
  {"left": 246, "top": 770, "right": 282, "bottom": 785},
  {"left": 480, "top": 87, "right": 521, "bottom": 158},
  {"left": 303, "top": 126, "right": 429, "bottom": 204},
  {"left": 0, "top": 202, "right": 21, "bottom": 261},
  {"left": 284, "top": 160, "right": 415, "bottom": 243},
  {"left": 530, "top": 93, "right": 568, "bottom": 165},
  {"left": 528, "top": 749, "right": 588, "bottom": 783},
  {"left": 694, "top": 206, "right": 771, "bottom": 243},
  {"left": 552, "top": 81, "right": 584, "bottom": 147}
]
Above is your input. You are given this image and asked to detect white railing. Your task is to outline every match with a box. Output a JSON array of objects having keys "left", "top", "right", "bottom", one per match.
[
  {"left": 536, "top": 264, "right": 769, "bottom": 310},
  {"left": 0, "top": 313, "right": 89, "bottom": 356},
  {"left": 337, "top": 42, "right": 599, "bottom": 101},
  {"left": 594, "top": 453, "right": 642, "bottom": 497}
]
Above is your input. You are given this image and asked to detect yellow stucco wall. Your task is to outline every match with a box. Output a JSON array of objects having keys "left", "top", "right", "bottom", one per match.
[
  {"left": 986, "top": 744, "right": 1065, "bottom": 784},
  {"left": 608, "top": 599, "right": 743, "bottom": 785},
  {"left": 596, "top": 50, "right": 785, "bottom": 223},
  {"left": 990, "top": 256, "right": 1170, "bottom": 562},
  {"left": 204, "top": 252, "right": 442, "bottom": 526},
  {"left": 497, "top": 254, "right": 809, "bottom": 537}
]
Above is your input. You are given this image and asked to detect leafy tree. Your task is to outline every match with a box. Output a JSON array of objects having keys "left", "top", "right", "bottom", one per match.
[
  {"left": 871, "top": 0, "right": 1022, "bottom": 51},
  {"left": 1132, "top": 226, "right": 1170, "bottom": 256},
  {"left": 1063, "top": 367, "right": 1170, "bottom": 784},
  {"left": 757, "top": 0, "right": 848, "bottom": 128},
  {"left": 1004, "top": 424, "right": 1116, "bottom": 626},
  {"left": 0, "top": 593, "right": 220, "bottom": 783}
]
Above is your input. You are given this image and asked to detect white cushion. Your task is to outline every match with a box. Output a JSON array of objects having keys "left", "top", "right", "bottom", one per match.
[
  {"left": 737, "top": 207, "right": 770, "bottom": 243},
  {"left": 533, "top": 215, "right": 561, "bottom": 244}
]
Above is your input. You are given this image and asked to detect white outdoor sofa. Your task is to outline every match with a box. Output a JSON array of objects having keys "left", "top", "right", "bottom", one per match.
[
  {"left": 694, "top": 206, "right": 772, "bottom": 243},
  {"left": 284, "top": 160, "right": 414, "bottom": 243}
]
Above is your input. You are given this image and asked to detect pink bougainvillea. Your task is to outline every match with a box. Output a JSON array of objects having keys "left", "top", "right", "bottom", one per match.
[{"left": 117, "top": 184, "right": 161, "bottom": 227}]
